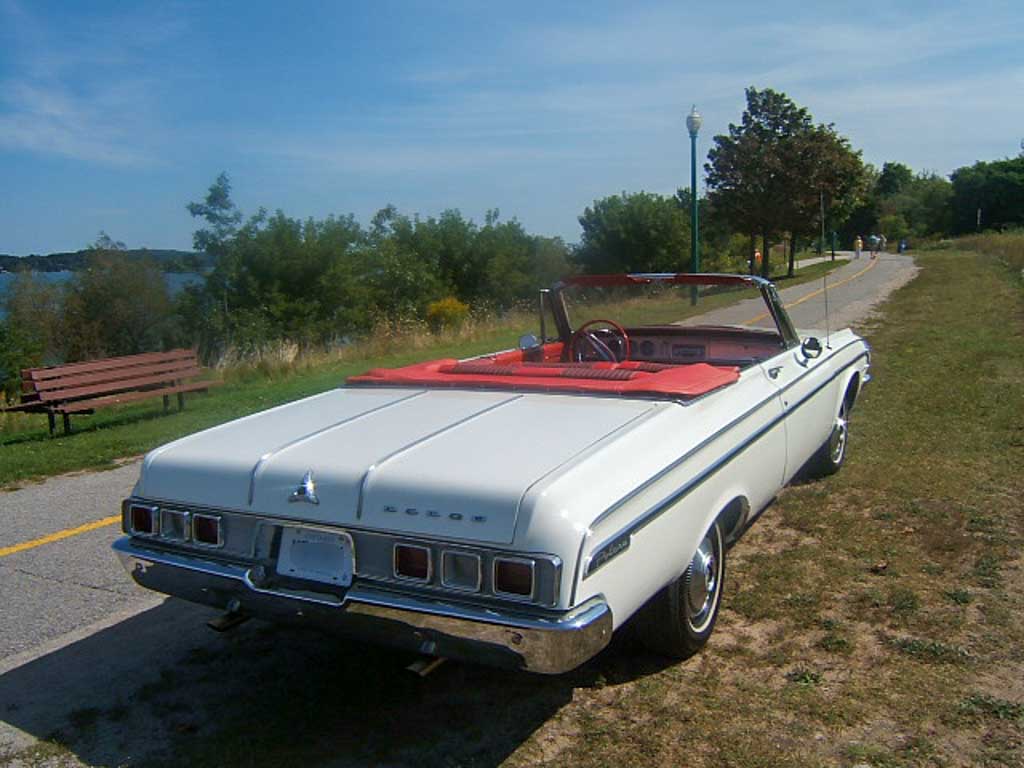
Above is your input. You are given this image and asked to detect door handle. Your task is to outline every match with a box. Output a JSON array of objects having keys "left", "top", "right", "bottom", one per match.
[{"left": 767, "top": 366, "right": 783, "bottom": 380}]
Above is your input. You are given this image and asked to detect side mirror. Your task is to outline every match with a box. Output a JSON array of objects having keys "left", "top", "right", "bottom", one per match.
[
  {"left": 518, "top": 333, "right": 541, "bottom": 351},
  {"left": 801, "top": 337, "right": 823, "bottom": 359}
]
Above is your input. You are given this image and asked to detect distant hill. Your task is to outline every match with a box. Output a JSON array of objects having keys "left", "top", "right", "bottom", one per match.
[{"left": 0, "top": 249, "right": 214, "bottom": 273}]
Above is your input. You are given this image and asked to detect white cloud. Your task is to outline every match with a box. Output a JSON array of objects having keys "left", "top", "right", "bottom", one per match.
[{"left": 0, "top": 1, "right": 191, "bottom": 166}]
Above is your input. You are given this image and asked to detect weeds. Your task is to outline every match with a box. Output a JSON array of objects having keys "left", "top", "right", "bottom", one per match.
[
  {"left": 957, "top": 694, "right": 1024, "bottom": 723},
  {"left": 889, "top": 636, "right": 971, "bottom": 663}
]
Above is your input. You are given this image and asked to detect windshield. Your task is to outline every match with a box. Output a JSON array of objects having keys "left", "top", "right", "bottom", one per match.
[{"left": 553, "top": 274, "right": 795, "bottom": 343}]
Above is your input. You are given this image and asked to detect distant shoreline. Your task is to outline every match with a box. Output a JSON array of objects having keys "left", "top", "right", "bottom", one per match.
[{"left": 0, "top": 249, "right": 212, "bottom": 274}]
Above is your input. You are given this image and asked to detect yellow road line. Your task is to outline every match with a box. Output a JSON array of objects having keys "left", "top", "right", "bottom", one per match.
[
  {"left": 0, "top": 515, "right": 121, "bottom": 558},
  {"left": 744, "top": 256, "right": 879, "bottom": 325}
]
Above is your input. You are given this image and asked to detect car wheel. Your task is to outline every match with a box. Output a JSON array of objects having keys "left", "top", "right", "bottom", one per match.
[
  {"left": 638, "top": 519, "right": 725, "bottom": 659},
  {"left": 805, "top": 400, "right": 849, "bottom": 478}
]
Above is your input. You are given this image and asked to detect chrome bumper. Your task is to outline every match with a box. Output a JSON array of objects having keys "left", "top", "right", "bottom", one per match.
[{"left": 113, "top": 537, "right": 612, "bottom": 674}]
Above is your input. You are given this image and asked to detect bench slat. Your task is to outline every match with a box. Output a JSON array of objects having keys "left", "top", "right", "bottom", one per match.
[
  {"left": 56, "top": 380, "right": 222, "bottom": 413},
  {"left": 34, "top": 367, "right": 206, "bottom": 403},
  {"left": 25, "top": 349, "right": 197, "bottom": 382},
  {"left": 30, "top": 359, "right": 203, "bottom": 394}
]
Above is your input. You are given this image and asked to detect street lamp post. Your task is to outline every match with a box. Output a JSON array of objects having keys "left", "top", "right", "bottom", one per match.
[{"left": 686, "top": 105, "right": 702, "bottom": 305}]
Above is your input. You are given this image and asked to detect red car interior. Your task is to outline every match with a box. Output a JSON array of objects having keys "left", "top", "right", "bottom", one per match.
[{"left": 348, "top": 342, "right": 741, "bottom": 399}]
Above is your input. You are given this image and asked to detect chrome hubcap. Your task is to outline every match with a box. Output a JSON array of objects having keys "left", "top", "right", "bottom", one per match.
[
  {"left": 685, "top": 534, "right": 719, "bottom": 632},
  {"left": 829, "top": 412, "right": 848, "bottom": 464}
]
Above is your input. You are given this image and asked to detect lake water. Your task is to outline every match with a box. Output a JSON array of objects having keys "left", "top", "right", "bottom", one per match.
[{"left": 0, "top": 271, "right": 203, "bottom": 320}]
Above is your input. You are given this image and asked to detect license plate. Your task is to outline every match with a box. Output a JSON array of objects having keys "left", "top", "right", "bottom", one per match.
[{"left": 276, "top": 527, "right": 353, "bottom": 587}]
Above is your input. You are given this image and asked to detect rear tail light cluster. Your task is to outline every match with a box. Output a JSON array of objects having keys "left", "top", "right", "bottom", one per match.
[
  {"left": 192, "top": 513, "right": 223, "bottom": 547},
  {"left": 494, "top": 557, "right": 534, "bottom": 598},
  {"left": 392, "top": 541, "right": 556, "bottom": 605},
  {"left": 129, "top": 504, "right": 158, "bottom": 536},
  {"left": 442, "top": 551, "right": 482, "bottom": 592},
  {"left": 394, "top": 544, "right": 431, "bottom": 582},
  {"left": 124, "top": 501, "right": 222, "bottom": 548}
]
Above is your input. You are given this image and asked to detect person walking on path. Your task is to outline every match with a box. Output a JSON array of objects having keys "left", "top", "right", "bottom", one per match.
[
  {"left": 879, "top": 234, "right": 887, "bottom": 254},
  {"left": 855, "top": 235, "right": 863, "bottom": 259}
]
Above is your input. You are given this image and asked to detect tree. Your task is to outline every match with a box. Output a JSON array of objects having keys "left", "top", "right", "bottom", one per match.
[
  {"left": 60, "top": 235, "right": 179, "bottom": 360},
  {"left": 187, "top": 172, "right": 243, "bottom": 259},
  {"left": 575, "top": 192, "right": 691, "bottom": 274},
  {"left": 876, "top": 162, "right": 914, "bottom": 197},
  {"left": 950, "top": 156, "right": 1024, "bottom": 233},
  {"left": 779, "top": 123, "right": 864, "bottom": 274},
  {"left": 705, "top": 87, "right": 863, "bottom": 276}
]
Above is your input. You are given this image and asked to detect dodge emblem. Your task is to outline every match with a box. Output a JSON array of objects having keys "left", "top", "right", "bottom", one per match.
[{"left": 288, "top": 470, "right": 320, "bottom": 505}]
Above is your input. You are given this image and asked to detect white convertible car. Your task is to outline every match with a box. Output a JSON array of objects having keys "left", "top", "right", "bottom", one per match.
[{"left": 114, "top": 273, "right": 870, "bottom": 673}]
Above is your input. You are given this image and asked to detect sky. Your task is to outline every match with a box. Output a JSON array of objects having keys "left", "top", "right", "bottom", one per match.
[{"left": 1, "top": 0, "right": 1022, "bottom": 255}]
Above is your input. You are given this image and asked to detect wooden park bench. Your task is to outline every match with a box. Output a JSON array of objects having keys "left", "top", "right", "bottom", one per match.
[{"left": 4, "top": 349, "right": 222, "bottom": 436}]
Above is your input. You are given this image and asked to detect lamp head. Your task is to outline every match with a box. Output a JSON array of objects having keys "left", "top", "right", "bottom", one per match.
[{"left": 686, "top": 105, "right": 702, "bottom": 138}]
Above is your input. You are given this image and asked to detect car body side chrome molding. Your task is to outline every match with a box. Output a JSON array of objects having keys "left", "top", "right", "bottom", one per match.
[{"left": 578, "top": 348, "right": 869, "bottom": 588}]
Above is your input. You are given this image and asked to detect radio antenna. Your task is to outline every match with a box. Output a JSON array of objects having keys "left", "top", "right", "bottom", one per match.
[{"left": 823, "top": 271, "right": 831, "bottom": 349}]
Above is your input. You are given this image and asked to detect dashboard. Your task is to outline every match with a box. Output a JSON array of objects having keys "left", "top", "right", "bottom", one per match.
[{"left": 627, "top": 327, "right": 783, "bottom": 367}]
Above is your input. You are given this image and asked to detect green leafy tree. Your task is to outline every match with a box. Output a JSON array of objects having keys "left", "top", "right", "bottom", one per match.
[
  {"left": 0, "top": 272, "right": 60, "bottom": 395},
  {"left": 187, "top": 172, "right": 243, "bottom": 259},
  {"left": 61, "top": 234, "right": 179, "bottom": 360},
  {"left": 950, "top": 156, "right": 1024, "bottom": 233},
  {"left": 876, "top": 162, "right": 914, "bottom": 197},
  {"left": 575, "top": 191, "right": 691, "bottom": 274},
  {"left": 881, "top": 172, "right": 953, "bottom": 238},
  {"left": 706, "top": 87, "right": 863, "bottom": 277}
]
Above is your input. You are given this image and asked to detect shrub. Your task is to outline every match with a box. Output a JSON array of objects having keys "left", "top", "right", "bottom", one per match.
[{"left": 426, "top": 296, "right": 470, "bottom": 332}]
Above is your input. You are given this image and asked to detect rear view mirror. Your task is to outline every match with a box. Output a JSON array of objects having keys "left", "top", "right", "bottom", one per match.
[
  {"left": 801, "top": 337, "right": 823, "bottom": 359},
  {"left": 518, "top": 334, "right": 540, "bottom": 351}
]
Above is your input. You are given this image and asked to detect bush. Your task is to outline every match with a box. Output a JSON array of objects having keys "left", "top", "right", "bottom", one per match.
[
  {"left": 0, "top": 320, "right": 43, "bottom": 400},
  {"left": 426, "top": 296, "right": 470, "bottom": 332}
]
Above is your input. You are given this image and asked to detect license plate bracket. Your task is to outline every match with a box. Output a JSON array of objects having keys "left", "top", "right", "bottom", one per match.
[{"left": 276, "top": 527, "right": 354, "bottom": 587}]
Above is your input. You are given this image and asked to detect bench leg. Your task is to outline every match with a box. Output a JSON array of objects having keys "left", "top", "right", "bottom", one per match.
[
  {"left": 163, "top": 395, "right": 170, "bottom": 412},
  {"left": 177, "top": 392, "right": 185, "bottom": 410},
  {"left": 62, "top": 413, "right": 71, "bottom": 435},
  {"left": 47, "top": 411, "right": 56, "bottom": 437}
]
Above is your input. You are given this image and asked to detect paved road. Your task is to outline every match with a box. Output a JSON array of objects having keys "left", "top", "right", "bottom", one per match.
[{"left": 0, "top": 252, "right": 917, "bottom": 765}]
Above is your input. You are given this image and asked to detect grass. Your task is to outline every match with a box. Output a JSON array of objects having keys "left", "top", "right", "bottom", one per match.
[
  {"left": 0, "top": 259, "right": 842, "bottom": 488},
  {"left": 953, "top": 229, "right": 1024, "bottom": 273}
]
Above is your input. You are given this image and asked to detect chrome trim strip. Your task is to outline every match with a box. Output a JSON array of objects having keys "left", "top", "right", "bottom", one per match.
[
  {"left": 247, "top": 389, "right": 427, "bottom": 506},
  {"left": 590, "top": 338, "right": 866, "bottom": 532},
  {"left": 356, "top": 393, "right": 523, "bottom": 519},
  {"left": 579, "top": 349, "right": 869, "bottom": 585}
]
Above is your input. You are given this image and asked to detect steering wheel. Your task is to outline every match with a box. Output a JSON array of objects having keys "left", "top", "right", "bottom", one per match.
[{"left": 568, "top": 319, "right": 631, "bottom": 363}]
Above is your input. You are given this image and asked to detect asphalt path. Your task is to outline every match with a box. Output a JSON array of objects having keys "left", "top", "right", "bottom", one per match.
[{"left": 0, "top": 252, "right": 917, "bottom": 765}]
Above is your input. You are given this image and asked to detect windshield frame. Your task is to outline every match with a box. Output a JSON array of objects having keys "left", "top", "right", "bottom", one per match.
[{"left": 547, "top": 272, "right": 799, "bottom": 349}]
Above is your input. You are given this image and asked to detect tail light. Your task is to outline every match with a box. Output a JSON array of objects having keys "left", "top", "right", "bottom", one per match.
[
  {"left": 442, "top": 551, "right": 482, "bottom": 591},
  {"left": 161, "top": 509, "right": 190, "bottom": 541},
  {"left": 192, "top": 514, "right": 223, "bottom": 547},
  {"left": 129, "top": 504, "right": 158, "bottom": 536},
  {"left": 394, "top": 544, "right": 431, "bottom": 582},
  {"left": 494, "top": 557, "right": 534, "bottom": 598}
]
